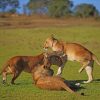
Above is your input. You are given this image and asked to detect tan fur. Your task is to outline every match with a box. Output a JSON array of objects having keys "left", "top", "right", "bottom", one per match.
[
  {"left": 32, "top": 64, "right": 54, "bottom": 82},
  {"left": 32, "top": 65, "right": 83, "bottom": 95},
  {"left": 43, "top": 36, "right": 100, "bottom": 83}
]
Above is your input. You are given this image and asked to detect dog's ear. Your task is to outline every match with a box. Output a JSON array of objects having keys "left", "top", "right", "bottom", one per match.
[
  {"left": 51, "top": 34, "right": 58, "bottom": 42},
  {"left": 53, "top": 39, "right": 58, "bottom": 44},
  {"left": 50, "top": 34, "right": 56, "bottom": 40}
]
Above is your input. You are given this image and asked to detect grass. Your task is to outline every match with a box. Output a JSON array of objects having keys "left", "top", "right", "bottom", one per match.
[{"left": 0, "top": 26, "right": 100, "bottom": 100}]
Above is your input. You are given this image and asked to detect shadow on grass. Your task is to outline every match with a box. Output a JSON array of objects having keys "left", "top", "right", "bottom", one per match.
[
  {"left": 93, "top": 79, "right": 100, "bottom": 83},
  {"left": 64, "top": 80, "right": 86, "bottom": 92}
]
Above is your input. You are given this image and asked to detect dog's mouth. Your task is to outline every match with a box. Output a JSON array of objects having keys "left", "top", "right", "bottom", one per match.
[
  {"left": 43, "top": 47, "right": 48, "bottom": 51},
  {"left": 43, "top": 65, "right": 50, "bottom": 69}
]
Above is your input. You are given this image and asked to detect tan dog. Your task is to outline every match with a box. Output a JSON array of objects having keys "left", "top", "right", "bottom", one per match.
[
  {"left": 32, "top": 65, "right": 84, "bottom": 96},
  {"left": 43, "top": 36, "right": 100, "bottom": 83}
]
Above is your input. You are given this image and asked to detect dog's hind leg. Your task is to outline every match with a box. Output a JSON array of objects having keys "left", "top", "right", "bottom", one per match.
[
  {"left": 2, "top": 72, "right": 7, "bottom": 84},
  {"left": 83, "top": 60, "right": 94, "bottom": 83},
  {"left": 2, "top": 66, "right": 13, "bottom": 84},
  {"left": 11, "top": 71, "right": 22, "bottom": 84},
  {"left": 78, "top": 61, "right": 90, "bottom": 73}
]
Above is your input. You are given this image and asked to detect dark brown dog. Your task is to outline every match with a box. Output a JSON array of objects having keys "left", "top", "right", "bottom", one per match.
[
  {"left": 0, "top": 52, "right": 66, "bottom": 84},
  {"left": 43, "top": 51, "right": 67, "bottom": 75},
  {"left": 32, "top": 65, "right": 84, "bottom": 96},
  {"left": 1, "top": 53, "right": 44, "bottom": 84}
]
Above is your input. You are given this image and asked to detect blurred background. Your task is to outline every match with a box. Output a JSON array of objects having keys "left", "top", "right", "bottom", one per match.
[{"left": 0, "top": 0, "right": 100, "bottom": 28}]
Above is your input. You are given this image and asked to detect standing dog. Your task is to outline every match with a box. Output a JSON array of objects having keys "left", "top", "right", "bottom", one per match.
[
  {"left": 0, "top": 53, "right": 44, "bottom": 84},
  {"left": 43, "top": 36, "right": 100, "bottom": 83}
]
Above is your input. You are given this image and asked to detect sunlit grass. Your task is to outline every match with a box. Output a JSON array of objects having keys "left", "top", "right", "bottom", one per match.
[{"left": 0, "top": 26, "right": 100, "bottom": 100}]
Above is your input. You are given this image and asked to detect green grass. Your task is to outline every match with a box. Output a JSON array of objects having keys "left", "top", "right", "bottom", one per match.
[{"left": 0, "top": 26, "right": 100, "bottom": 100}]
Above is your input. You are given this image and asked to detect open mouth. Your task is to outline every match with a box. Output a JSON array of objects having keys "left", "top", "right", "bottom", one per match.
[{"left": 43, "top": 47, "right": 48, "bottom": 51}]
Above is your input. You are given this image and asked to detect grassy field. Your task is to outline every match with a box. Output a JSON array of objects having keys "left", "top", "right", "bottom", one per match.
[{"left": 0, "top": 25, "right": 100, "bottom": 100}]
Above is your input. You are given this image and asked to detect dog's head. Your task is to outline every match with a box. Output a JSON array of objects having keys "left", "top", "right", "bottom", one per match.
[
  {"left": 32, "top": 64, "right": 54, "bottom": 82},
  {"left": 43, "top": 35, "right": 58, "bottom": 50}
]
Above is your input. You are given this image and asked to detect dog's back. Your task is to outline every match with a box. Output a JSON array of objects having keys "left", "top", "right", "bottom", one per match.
[{"left": 1, "top": 53, "right": 44, "bottom": 84}]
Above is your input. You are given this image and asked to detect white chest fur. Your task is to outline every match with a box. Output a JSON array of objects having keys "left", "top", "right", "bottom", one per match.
[{"left": 67, "top": 53, "right": 76, "bottom": 61}]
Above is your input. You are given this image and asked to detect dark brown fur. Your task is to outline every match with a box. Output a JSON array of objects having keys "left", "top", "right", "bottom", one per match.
[
  {"left": 1, "top": 53, "right": 44, "bottom": 84},
  {"left": 43, "top": 51, "right": 67, "bottom": 68},
  {"left": 1, "top": 52, "right": 67, "bottom": 84}
]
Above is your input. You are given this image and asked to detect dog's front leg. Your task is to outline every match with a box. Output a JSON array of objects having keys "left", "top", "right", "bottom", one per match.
[{"left": 56, "top": 66, "right": 63, "bottom": 76}]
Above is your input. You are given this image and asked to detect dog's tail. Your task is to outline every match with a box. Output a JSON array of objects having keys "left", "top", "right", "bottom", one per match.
[
  {"left": 0, "top": 69, "right": 3, "bottom": 75},
  {"left": 92, "top": 54, "right": 100, "bottom": 66},
  {"left": 61, "top": 81, "right": 84, "bottom": 96},
  {"left": 0, "top": 61, "right": 9, "bottom": 75}
]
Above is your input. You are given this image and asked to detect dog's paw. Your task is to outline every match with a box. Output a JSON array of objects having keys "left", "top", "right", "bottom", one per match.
[
  {"left": 83, "top": 80, "right": 92, "bottom": 84},
  {"left": 2, "top": 80, "right": 6, "bottom": 84},
  {"left": 75, "top": 83, "right": 81, "bottom": 87}
]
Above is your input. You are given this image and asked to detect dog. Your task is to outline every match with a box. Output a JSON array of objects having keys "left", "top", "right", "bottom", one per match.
[
  {"left": 32, "top": 64, "right": 84, "bottom": 96},
  {"left": 43, "top": 36, "right": 100, "bottom": 83},
  {"left": 0, "top": 53, "right": 44, "bottom": 84},
  {"left": 43, "top": 51, "right": 67, "bottom": 75}
]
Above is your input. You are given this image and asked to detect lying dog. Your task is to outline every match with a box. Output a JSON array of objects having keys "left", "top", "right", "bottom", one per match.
[
  {"left": 32, "top": 64, "right": 84, "bottom": 96},
  {"left": 43, "top": 36, "right": 100, "bottom": 83}
]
